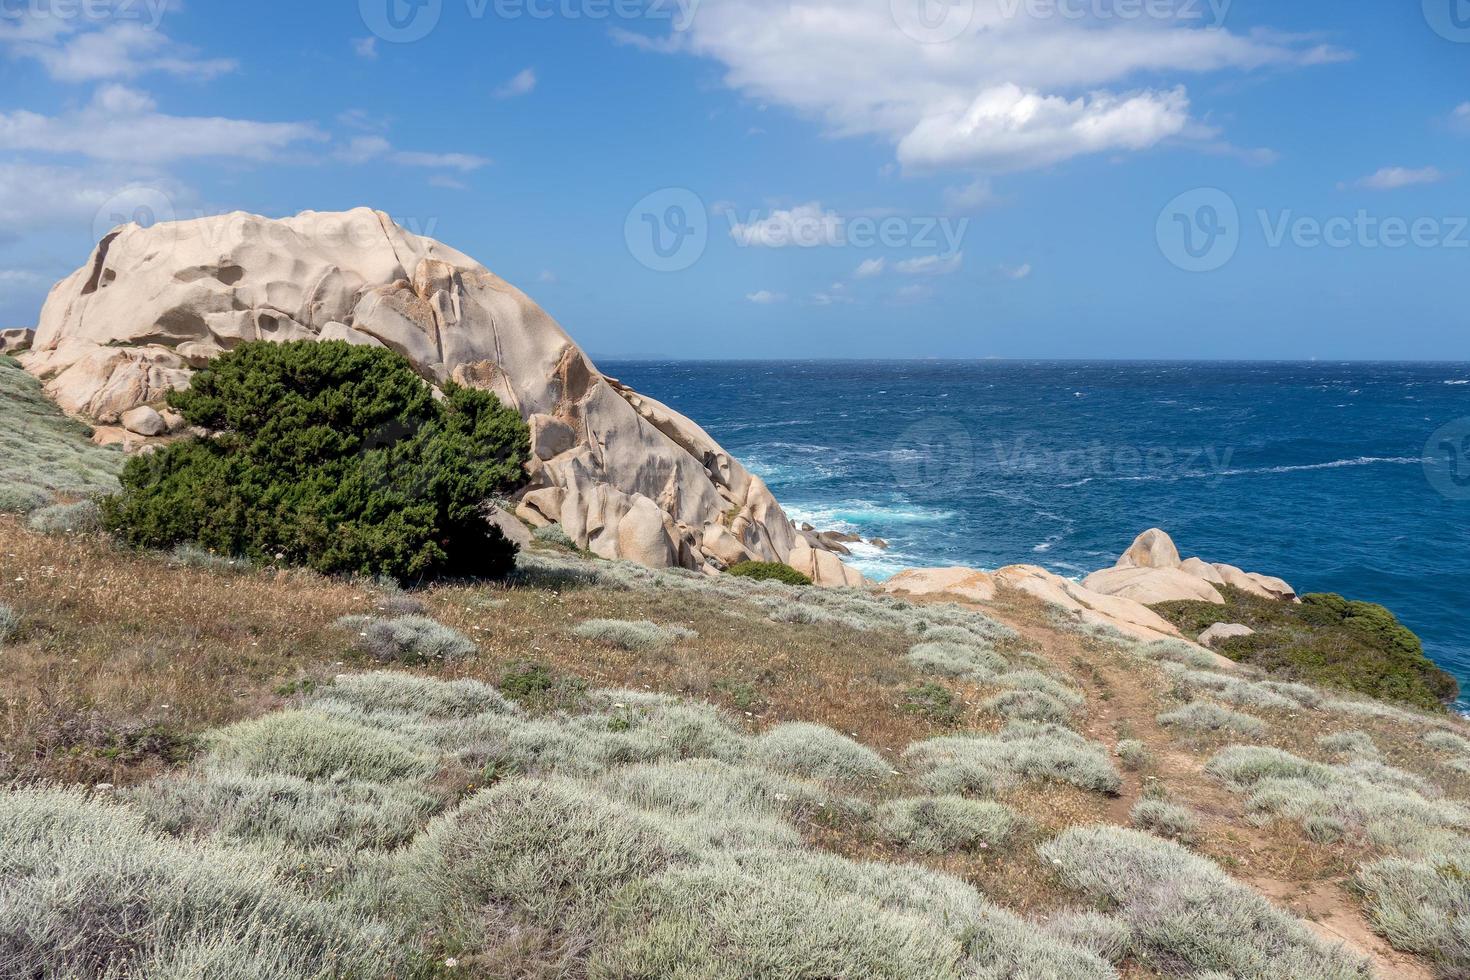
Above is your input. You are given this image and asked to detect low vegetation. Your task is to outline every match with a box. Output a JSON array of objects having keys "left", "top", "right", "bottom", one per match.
[
  {"left": 0, "top": 355, "right": 122, "bottom": 511},
  {"left": 100, "top": 341, "right": 530, "bottom": 583},
  {"left": 728, "top": 560, "right": 813, "bottom": 585},
  {"left": 1155, "top": 586, "right": 1457, "bottom": 710}
]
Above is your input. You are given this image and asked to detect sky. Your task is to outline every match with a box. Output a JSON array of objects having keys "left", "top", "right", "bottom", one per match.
[{"left": 0, "top": 0, "right": 1467, "bottom": 359}]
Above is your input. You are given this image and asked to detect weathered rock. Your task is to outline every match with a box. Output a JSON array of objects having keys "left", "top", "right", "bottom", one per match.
[
  {"left": 1082, "top": 566, "right": 1226, "bottom": 605},
  {"left": 120, "top": 405, "right": 166, "bottom": 437},
  {"left": 1116, "top": 528, "right": 1182, "bottom": 569},
  {"left": 869, "top": 538, "right": 889, "bottom": 550},
  {"left": 22, "top": 208, "right": 845, "bottom": 578},
  {"left": 1180, "top": 556, "right": 1226, "bottom": 585},
  {"left": 487, "top": 507, "right": 534, "bottom": 550},
  {"left": 702, "top": 524, "right": 752, "bottom": 568},
  {"left": 1212, "top": 563, "right": 1276, "bottom": 600},
  {"left": 159, "top": 409, "right": 187, "bottom": 434},
  {"left": 787, "top": 540, "right": 866, "bottom": 588},
  {"left": 1246, "top": 572, "right": 1298, "bottom": 602},
  {"left": 882, "top": 567, "right": 996, "bottom": 604},
  {"left": 993, "top": 564, "right": 1199, "bottom": 648},
  {"left": 1199, "top": 622, "right": 1255, "bottom": 648},
  {"left": 1, "top": 327, "right": 34, "bottom": 353}
]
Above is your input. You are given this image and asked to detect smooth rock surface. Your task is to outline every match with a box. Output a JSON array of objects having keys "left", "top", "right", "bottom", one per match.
[
  {"left": 23, "top": 208, "right": 843, "bottom": 578},
  {"left": 120, "top": 406, "right": 166, "bottom": 437},
  {"left": 993, "top": 564, "right": 1198, "bottom": 647},
  {"left": 1116, "top": 528, "right": 1182, "bottom": 569},
  {"left": 1199, "top": 622, "right": 1255, "bottom": 648},
  {"left": 882, "top": 567, "right": 997, "bottom": 604},
  {"left": 1082, "top": 566, "right": 1226, "bottom": 605},
  {"left": 1180, "top": 556, "right": 1226, "bottom": 585}
]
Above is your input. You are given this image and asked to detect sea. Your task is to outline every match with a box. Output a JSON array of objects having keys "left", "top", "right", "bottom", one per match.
[{"left": 600, "top": 360, "right": 1470, "bottom": 706}]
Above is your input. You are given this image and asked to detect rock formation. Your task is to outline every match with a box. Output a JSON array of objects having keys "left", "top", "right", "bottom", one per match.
[
  {"left": 0, "top": 328, "right": 33, "bottom": 353},
  {"left": 1083, "top": 529, "right": 1298, "bottom": 605},
  {"left": 20, "top": 208, "right": 855, "bottom": 583}
]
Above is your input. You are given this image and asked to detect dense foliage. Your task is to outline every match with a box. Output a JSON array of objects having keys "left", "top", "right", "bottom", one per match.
[
  {"left": 728, "top": 560, "right": 813, "bottom": 586},
  {"left": 102, "top": 341, "right": 529, "bottom": 583},
  {"left": 1155, "top": 586, "right": 1457, "bottom": 710}
]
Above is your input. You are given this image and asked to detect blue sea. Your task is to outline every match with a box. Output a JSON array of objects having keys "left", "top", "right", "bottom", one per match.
[{"left": 601, "top": 361, "right": 1470, "bottom": 703}]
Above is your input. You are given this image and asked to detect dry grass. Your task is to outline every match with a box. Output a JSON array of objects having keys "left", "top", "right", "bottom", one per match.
[{"left": 5, "top": 520, "right": 1470, "bottom": 977}]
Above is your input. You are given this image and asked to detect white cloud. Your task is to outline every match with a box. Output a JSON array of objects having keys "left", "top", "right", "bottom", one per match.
[
  {"left": 0, "top": 85, "right": 323, "bottom": 163},
  {"left": 1, "top": 17, "right": 235, "bottom": 82},
  {"left": 1451, "top": 103, "right": 1470, "bottom": 133},
  {"left": 633, "top": 0, "right": 1343, "bottom": 174},
  {"left": 999, "top": 263, "right": 1032, "bottom": 280},
  {"left": 494, "top": 68, "right": 538, "bottom": 99},
  {"left": 944, "top": 178, "right": 998, "bottom": 211},
  {"left": 428, "top": 175, "right": 468, "bottom": 190},
  {"left": 339, "top": 136, "right": 490, "bottom": 172},
  {"left": 810, "top": 282, "right": 853, "bottom": 305},
  {"left": 746, "top": 290, "right": 786, "bottom": 304},
  {"left": 893, "top": 283, "right": 933, "bottom": 304},
  {"left": 1344, "top": 166, "right": 1446, "bottom": 191},
  {"left": 729, "top": 202, "right": 843, "bottom": 247},
  {"left": 538, "top": 269, "right": 558, "bottom": 283},
  {"left": 0, "top": 161, "right": 186, "bottom": 230},
  {"left": 353, "top": 37, "right": 379, "bottom": 60},
  {"left": 898, "top": 84, "right": 1191, "bottom": 172},
  {"left": 896, "top": 253, "right": 963, "bottom": 276},
  {"left": 854, "top": 257, "right": 886, "bottom": 278}
]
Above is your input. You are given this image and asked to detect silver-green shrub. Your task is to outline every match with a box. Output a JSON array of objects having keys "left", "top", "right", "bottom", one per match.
[
  {"left": 572, "top": 618, "right": 697, "bottom": 650},
  {"left": 875, "top": 795, "right": 1020, "bottom": 854},
  {"left": 904, "top": 723, "right": 1121, "bottom": 796},
  {"left": 337, "top": 614, "right": 478, "bottom": 663},
  {"left": 1130, "top": 799, "right": 1200, "bottom": 843},
  {"left": 1158, "top": 701, "right": 1267, "bottom": 739},
  {"left": 25, "top": 499, "right": 101, "bottom": 535},
  {"left": 752, "top": 722, "right": 889, "bottom": 785}
]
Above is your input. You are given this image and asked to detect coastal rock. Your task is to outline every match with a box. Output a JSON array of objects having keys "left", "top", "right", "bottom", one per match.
[
  {"left": 787, "top": 540, "right": 866, "bottom": 588},
  {"left": 1212, "top": 563, "right": 1276, "bottom": 600},
  {"left": 1, "top": 328, "right": 34, "bottom": 353},
  {"left": 1199, "top": 622, "right": 1255, "bottom": 648},
  {"left": 1246, "top": 572, "right": 1299, "bottom": 602},
  {"left": 22, "top": 208, "right": 847, "bottom": 579},
  {"left": 1082, "top": 566, "right": 1226, "bottom": 605},
  {"left": 1180, "top": 557, "right": 1226, "bottom": 585},
  {"left": 1115, "top": 528, "right": 1182, "bottom": 569},
  {"left": 882, "top": 567, "right": 996, "bottom": 604},
  {"left": 993, "top": 565, "right": 1203, "bottom": 649},
  {"left": 120, "top": 406, "right": 166, "bottom": 437}
]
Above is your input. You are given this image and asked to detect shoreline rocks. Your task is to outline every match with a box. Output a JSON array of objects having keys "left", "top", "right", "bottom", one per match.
[{"left": 1082, "top": 528, "right": 1298, "bottom": 606}]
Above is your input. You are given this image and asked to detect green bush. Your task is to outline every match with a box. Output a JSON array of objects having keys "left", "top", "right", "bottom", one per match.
[
  {"left": 1153, "top": 586, "right": 1456, "bottom": 710},
  {"left": 101, "top": 341, "right": 529, "bottom": 584},
  {"left": 728, "top": 561, "right": 812, "bottom": 586}
]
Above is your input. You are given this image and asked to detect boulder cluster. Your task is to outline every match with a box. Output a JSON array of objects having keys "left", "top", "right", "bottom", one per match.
[{"left": 18, "top": 208, "right": 856, "bottom": 584}]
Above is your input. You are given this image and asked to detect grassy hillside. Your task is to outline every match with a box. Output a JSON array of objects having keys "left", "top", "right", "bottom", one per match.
[
  {"left": 4, "top": 359, "right": 1470, "bottom": 978},
  {"left": 0, "top": 355, "right": 121, "bottom": 513}
]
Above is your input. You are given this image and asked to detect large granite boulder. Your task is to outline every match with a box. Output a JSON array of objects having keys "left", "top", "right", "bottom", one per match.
[
  {"left": 881, "top": 567, "right": 996, "bottom": 604},
  {"left": 1086, "top": 529, "right": 1297, "bottom": 606},
  {"left": 20, "top": 208, "right": 833, "bottom": 577}
]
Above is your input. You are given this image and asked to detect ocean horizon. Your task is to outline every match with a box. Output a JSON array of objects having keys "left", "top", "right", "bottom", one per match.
[{"left": 604, "top": 358, "right": 1470, "bottom": 706}]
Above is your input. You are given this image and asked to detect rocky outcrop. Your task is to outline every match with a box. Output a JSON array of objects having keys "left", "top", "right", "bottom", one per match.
[
  {"left": 882, "top": 567, "right": 997, "bottom": 604},
  {"left": 1, "top": 328, "right": 33, "bottom": 353},
  {"left": 1083, "top": 529, "right": 1298, "bottom": 606},
  {"left": 1199, "top": 623, "right": 1255, "bottom": 648},
  {"left": 20, "top": 208, "right": 847, "bottom": 579},
  {"left": 993, "top": 564, "right": 1203, "bottom": 647}
]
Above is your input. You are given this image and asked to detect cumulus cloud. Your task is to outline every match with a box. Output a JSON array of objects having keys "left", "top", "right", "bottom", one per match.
[
  {"left": 944, "top": 178, "right": 998, "bottom": 211},
  {"left": 0, "top": 16, "right": 235, "bottom": 82},
  {"left": 854, "top": 257, "right": 886, "bottom": 278},
  {"left": 729, "top": 202, "right": 844, "bottom": 247},
  {"left": 999, "top": 262, "right": 1032, "bottom": 280},
  {"left": 632, "top": 0, "right": 1344, "bottom": 174},
  {"left": 353, "top": 37, "right": 379, "bottom": 60},
  {"left": 746, "top": 289, "right": 785, "bottom": 303},
  {"left": 898, "top": 84, "right": 1191, "bottom": 172},
  {"left": 495, "top": 68, "right": 538, "bottom": 99},
  {"left": 1451, "top": 103, "right": 1470, "bottom": 133},
  {"left": 0, "top": 161, "right": 187, "bottom": 231},
  {"left": 1343, "top": 166, "right": 1446, "bottom": 191},
  {"left": 0, "top": 85, "right": 323, "bottom": 163}
]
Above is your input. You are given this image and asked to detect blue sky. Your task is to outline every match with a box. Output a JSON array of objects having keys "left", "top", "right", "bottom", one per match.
[{"left": 1, "top": 0, "right": 1466, "bottom": 359}]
